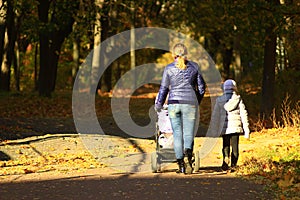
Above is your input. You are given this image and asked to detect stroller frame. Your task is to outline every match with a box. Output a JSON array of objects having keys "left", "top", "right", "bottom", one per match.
[{"left": 151, "top": 109, "right": 200, "bottom": 173}]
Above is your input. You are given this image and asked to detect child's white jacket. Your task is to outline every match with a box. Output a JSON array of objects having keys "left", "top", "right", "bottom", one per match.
[{"left": 209, "top": 91, "right": 250, "bottom": 138}]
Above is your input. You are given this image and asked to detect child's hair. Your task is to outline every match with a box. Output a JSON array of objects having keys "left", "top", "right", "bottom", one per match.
[{"left": 173, "top": 43, "right": 187, "bottom": 70}]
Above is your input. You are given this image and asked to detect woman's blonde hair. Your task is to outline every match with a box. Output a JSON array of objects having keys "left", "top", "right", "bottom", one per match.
[
  {"left": 173, "top": 43, "right": 187, "bottom": 70},
  {"left": 176, "top": 57, "right": 187, "bottom": 70}
]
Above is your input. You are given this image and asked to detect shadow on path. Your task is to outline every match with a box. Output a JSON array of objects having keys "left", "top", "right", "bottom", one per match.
[{"left": 0, "top": 172, "right": 273, "bottom": 200}]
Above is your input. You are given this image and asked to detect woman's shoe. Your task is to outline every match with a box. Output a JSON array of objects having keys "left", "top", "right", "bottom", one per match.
[
  {"left": 176, "top": 159, "right": 185, "bottom": 173},
  {"left": 184, "top": 149, "right": 193, "bottom": 174}
]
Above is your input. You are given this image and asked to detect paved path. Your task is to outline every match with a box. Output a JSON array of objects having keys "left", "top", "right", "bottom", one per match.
[
  {"left": 0, "top": 135, "right": 274, "bottom": 200},
  {"left": 0, "top": 171, "right": 273, "bottom": 200}
]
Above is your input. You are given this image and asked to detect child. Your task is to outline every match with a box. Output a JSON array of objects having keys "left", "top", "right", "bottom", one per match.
[{"left": 210, "top": 79, "right": 250, "bottom": 171}]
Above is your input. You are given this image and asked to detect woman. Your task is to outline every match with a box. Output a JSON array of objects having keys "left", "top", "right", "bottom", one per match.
[{"left": 155, "top": 43, "right": 206, "bottom": 174}]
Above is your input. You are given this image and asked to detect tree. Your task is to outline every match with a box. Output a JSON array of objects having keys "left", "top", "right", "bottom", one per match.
[
  {"left": 37, "top": 0, "right": 79, "bottom": 97},
  {"left": 260, "top": 0, "right": 281, "bottom": 118},
  {"left": 99, "top": 0, "right": 111, "bottom": 93},
  {"left": 284, "top": 0, "right": 300, "bottom": 71},
  {"left": 70, "top": 0, "right": 97, "bottom": 88},
  {"left": 91, "top": 0, "right": 102, "bottom": 93},
  {"left": 0, "top": 0, "right": 5, "bottom": 67},
  {"left": 0, "top": 0, "right": 16, "bottom": 91},
  {"left": 94, "top": 0, "right": 174, "bottom": 93}
]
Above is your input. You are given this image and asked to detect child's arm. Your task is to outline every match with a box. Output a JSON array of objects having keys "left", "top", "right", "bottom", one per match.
[{"left": 239, "top": 99, "right": 250, "bottom": 139}]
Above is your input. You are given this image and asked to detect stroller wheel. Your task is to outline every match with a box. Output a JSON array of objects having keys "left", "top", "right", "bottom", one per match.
[
  {"left": 193, "top": 151, "right": 200, "bottom": 172},
  {"left": 151, "top": 152, "right": 161, "bottom": 173}
]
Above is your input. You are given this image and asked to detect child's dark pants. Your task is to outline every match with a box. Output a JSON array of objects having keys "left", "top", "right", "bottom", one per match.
[{"left": 222, "top": 133, "right": 240, "bottom": 167}]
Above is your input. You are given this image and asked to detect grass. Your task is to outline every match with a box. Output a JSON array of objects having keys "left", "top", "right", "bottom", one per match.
[{"left": 237, "top": 98, "right": 300, "bottom": 200}]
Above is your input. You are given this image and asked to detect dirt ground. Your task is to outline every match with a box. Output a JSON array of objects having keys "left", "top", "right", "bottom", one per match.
[
  {"left": 0, "top": 133, "right": 274, "bottom": 200},
  {"left": 0, "top": 171, "right": 272, "bottom": 200}
]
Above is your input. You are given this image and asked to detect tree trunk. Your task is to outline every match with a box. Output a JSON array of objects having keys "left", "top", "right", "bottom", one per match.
[
  {"left": 0, "top": 0, "right": 6, "bottom": 65},
  {"left": 261, "top": 27, "right": 277, "bottom": 119},
  {"left": 91, "top": 0, "right": 102, "bottom": 94},
  {"left": 260, "top": 0, "right": 279, "bottom": 119},
  {"left": 34, "top": 43, "right": 38, "bottom": 91},
  {"left": 0, "top": 0, "right": 15, "bottom": 91},
  {"left": 38, "top": 35, "right": 52, "bottom": 97},
  {"left": 72, "top": 37, "right": 80, "bottom": 84},
  {"left": 233, "top": 34, "right": 242, "bottom": 81},
  {"left": 130, "top": 0, "right": 136, "bottom": 90},
  {"left": 49, "top": 31, "right": 67, "bottom": 92},
  {"left": 285, "top": 0, "right": 300, "bottom": 70},
  {"left": 99, "top": 0, "right": 111, "bottom": 93},
  {"left": 38, "top": 0, "right": 77, "bottom": 96},
  {"left": 0, "top": 29, "right": 10, "bottom": 91},
  {"left": 37, "top": 0, "right": 51, "bottom": 97},
  {"left": 13, "top": 40, "right": 20, "bottom": 91},
  {"left": 0, "top": 26, "right": 4, "bottom": 66},
  {"left": 222, "top": 48, "right": 233, "bottom": 80}
]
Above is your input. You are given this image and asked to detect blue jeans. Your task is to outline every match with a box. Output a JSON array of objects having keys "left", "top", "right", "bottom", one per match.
[{"left": 168, "top": 104, "right": 198, "bottom": 159}]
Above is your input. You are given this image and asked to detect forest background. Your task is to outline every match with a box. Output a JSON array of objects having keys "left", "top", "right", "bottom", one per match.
[{"left": 1, "top": 0, "right": 299, "bottom": 126}]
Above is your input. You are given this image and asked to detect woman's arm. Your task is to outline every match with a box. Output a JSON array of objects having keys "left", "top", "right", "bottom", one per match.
[
  {"left": 197, "top": 72, "right": 206, "bottom": 101},
  {"left": 155, "top": 67, "right": 170, "bottom": 111}
]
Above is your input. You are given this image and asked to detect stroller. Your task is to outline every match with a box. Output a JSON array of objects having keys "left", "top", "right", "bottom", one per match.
[{"left": 151, "top": 104, "right": 200, "bottom": 173}]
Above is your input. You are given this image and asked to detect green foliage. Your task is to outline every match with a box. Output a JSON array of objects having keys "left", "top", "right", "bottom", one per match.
[
  {"left": 14, "top": 0, "right": 40, "bottom": 43},
  {"left": 56, "top": 52, "right": 74, "bottom": 90},
  {"left": 12, "top": 45, "right": 39, "bottom": 92}
]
